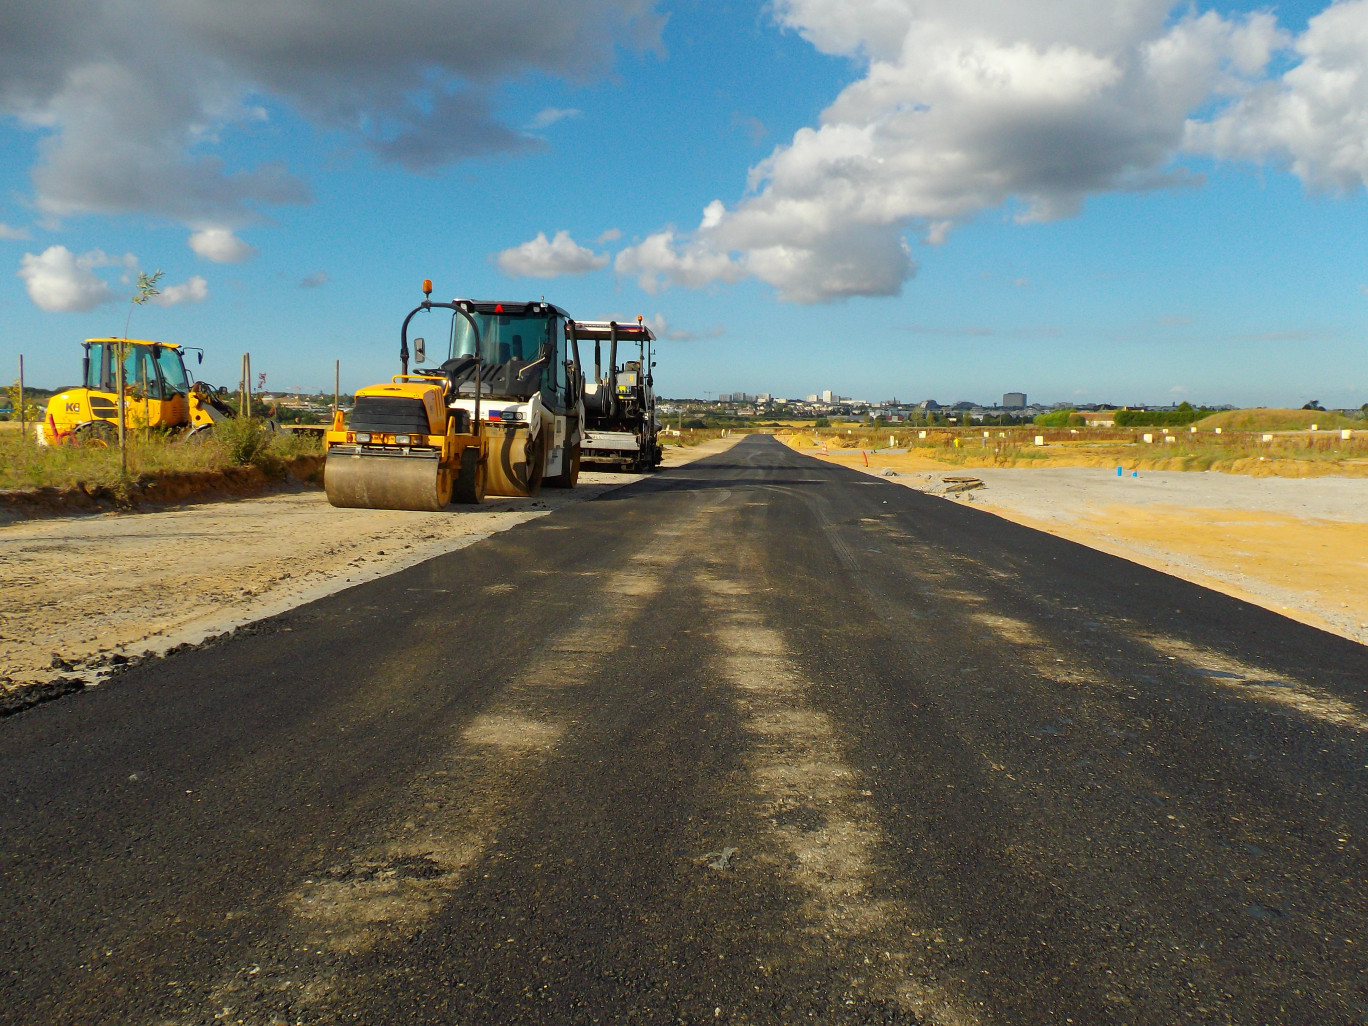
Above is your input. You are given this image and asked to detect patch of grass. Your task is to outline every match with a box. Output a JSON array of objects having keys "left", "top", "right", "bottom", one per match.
[
  {"left": 785, "top": 423, "right": 1368, "bottom": 478},
  {"left": 0, "top": 422, "right": 321, "bottom": 492},
  {"left": 1196, "top": 408, "right": 1359, "bottom": 432}
]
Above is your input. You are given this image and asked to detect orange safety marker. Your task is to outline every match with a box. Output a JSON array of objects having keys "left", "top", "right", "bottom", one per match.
[{"left": 862, "top": 450, "right": 869, "bottom": 466}]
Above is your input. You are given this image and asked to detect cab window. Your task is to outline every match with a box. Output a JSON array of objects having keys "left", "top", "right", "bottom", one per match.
[{"left": 124, "top": 346, "right": 164, "bottom": 400}]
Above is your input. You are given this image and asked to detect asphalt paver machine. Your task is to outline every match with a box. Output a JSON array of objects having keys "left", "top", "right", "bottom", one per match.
[{"left": 570, "top": 317, "right": 661, "bottom": 472}]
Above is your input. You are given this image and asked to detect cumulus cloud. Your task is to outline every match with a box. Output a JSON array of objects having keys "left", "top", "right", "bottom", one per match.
[
  {"left": 496, "top": 230, "right": 609, "bottom": 278},
  {"left": 0, "top": 223, "right": 32, "bottom": 240},
  {"left": 150, "top": 274, "right": 208, "bottom": 306},
  {"left": 188, "top": 227, "right": 256, "bottom": 263},
  {"left": 300, "top": 271, "right": 331, "bottom": 288},
  {"left": 1186, "top": 0, "right": 1368, "bottom": 190},
  {"left": 16, "top": 245, "right": 128, "bottom": 311},
  {"left": 618, "top": 0, "right": 1358, "bottom": 303},
  {"left": 597, "top": 227, "right": 623, "bottom": 244},
  {"left": 0, "top": 1, "right": 664, "bottom": 226}
]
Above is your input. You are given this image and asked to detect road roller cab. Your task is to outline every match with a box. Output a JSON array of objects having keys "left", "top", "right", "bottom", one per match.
[{"left": 323, "top": 284, "right": 583, "bottom": 511}]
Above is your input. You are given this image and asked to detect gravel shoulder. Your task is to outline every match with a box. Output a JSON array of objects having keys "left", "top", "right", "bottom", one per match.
[
  {"left": 0, "top": 439, "right": 737, "bottom": 699},
  {"left": 790, "top": 442, "right": 1368, "bottom": 645},
  {"left": 871, "top": 461, "right": 1368, "bottom": 645}
]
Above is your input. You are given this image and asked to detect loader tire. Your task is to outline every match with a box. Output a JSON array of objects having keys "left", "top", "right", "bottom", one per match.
[{"left": 72, "top": 421, "right": 117, "bottom": 448}]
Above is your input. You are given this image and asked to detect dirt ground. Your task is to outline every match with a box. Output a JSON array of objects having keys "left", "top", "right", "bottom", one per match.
[
  {"left": 0, "top": 439, "right": 737, "bottom": 694},
  {"left": 803, "top": 444, "right": 1368, "bottom": 646}
]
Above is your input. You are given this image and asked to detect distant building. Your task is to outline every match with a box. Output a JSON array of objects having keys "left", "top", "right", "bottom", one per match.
[
  {"left": 1003, "top": 392, "right": 1027, "bottom": 408},
  {"left": 821, "top": 389, "right": 834, "bottom": 404}
]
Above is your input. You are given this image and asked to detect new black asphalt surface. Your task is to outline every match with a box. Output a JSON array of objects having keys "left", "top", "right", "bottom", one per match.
[{"left": 3, "top": 434, "right": 1367, "bottom": 1025}]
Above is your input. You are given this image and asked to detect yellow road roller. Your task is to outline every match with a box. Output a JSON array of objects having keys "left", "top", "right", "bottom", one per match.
[{"left": 323, "top": 283, "right": 584, "bottom": 510}]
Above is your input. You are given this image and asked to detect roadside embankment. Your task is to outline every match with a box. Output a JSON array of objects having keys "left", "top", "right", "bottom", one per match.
[{"left": 0, "top": 454, "right": 325, "bottom": 522}]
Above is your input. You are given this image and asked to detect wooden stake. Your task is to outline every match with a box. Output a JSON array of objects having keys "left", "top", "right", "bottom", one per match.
[
  {"left": 117, "top": 341, "right": 127, "bottom": 476},
  {"left": 17, "top": 355, "right": 25, "bottom": 441}
]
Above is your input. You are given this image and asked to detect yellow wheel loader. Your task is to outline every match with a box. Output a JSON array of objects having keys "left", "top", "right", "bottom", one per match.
[
  {"left": 39, "top": 338, "right": 238, "bottom": 447},
  {"left": 323, "top": 282, "right": 584, "bottom": 511}
]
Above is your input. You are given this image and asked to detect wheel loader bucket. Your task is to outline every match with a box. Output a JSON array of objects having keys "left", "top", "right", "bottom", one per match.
[{"left": 324, "top": 450, "right": 452, "bottom": 511}]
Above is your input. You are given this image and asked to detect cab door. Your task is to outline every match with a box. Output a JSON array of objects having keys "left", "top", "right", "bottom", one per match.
[{"left": 121, "top": 345, "right": 186, "bottom": 429}]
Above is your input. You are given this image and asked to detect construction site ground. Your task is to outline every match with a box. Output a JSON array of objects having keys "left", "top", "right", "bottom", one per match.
[
  {"left": 6, "top": 432, "right": 1367, "bottom": 708},
  {"left": 798, "top": 441, "right": 1368, "bottom": 646},
  {"left": 0, "top": 439, "right": 737, "bottom": 698}
]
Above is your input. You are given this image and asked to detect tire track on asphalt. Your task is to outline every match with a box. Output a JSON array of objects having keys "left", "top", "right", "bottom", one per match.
[
  {"left": 159, "top": 505, "right": 712, "bottom": 1026},
  {"left": 697, "top": 497, "right": 981, "bottom": 1026},
  {"left": 761, "top": 443, "right": 1368, "bottom": 1022}
]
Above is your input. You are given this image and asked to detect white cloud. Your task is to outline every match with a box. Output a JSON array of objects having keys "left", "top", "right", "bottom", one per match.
[
  {"left": 496, "top": 230, "right": 609, "bottom": 278},
  {"left": 528, "top": 107, "right": 582, "bottom": 130},
  {"left": 16, "top": 245, "right": 122, "bottom": 311},
  {"left": 187, "top": 227, "right": 257, "bottom": 262},
  {"left": 150, "top": 274, "right": 208, "bottom": 305},
  {"left": 0, "top": 1, "right": 664, "bottom": 226},
  {"left": 613, "top": 220, "right": 745, "bottom": 295},
  {"left": 1187, "top": 0, "right": 1368, "bottom": 190},
  {"left": 188, "top": 227, "right": 255, "bottom": 263},
  {"left": 617, "top": 0, "right": 1348, "bottom": 304},
  {"left": 0, "top": 223, "right": 32, "bottom": 240},
  {"left": 300, "top": 271, "right": 331, "bottom": 288},
  {"left": 597, "top": 227, "right": 623, "bottom": 244}
]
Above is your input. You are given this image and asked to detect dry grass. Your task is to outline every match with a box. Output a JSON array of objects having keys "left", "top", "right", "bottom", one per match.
[
  {"left": 777, "top": 423, "right": 1368, "bottom": 478},
  {"left": 0, "top": 424, "right": 321, "bottom": 492},
  {"left": 1196, "top": 408, "right": 1361, "bottom": 432}
]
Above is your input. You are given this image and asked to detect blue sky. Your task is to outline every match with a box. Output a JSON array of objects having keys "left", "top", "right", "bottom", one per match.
[{"left": 1, "top": 0, "right": 1365, "bottom": 408}]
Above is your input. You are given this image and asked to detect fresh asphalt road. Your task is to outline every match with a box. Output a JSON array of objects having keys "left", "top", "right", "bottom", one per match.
[{"left": 3, "top": 435, "right": 1367, "bottom": 1025}]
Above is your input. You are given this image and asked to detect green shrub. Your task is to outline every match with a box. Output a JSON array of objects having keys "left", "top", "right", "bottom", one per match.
[
  {"left": 1033, "top": 409, "right": 1076, "bottom": 427},
  {"left": 1115, "top": 402, "right": 1206, "bottom": 427},
  {"left": 212, "top": 417, "right": 277, "bottom": 468}
]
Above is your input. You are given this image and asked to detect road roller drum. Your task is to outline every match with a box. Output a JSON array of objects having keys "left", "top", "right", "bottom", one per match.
[{"left": 324, "top": 450, "right": 452, "bottom": 511}]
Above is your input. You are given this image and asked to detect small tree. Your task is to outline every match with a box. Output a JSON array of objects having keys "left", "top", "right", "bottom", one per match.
[{"left": 116, "top": 270, "right": 163, "bottom": 474}]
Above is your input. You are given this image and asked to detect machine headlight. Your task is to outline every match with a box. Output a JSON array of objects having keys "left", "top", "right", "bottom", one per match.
[
  {"left": 355, "top": 432, "right": 372, "bottom": 443},
  {"left": 502, "top": 410, "right": 524, "bottom": 421},
  {"left": 394, "top": 434, "right": 412, "bottom": 445}
]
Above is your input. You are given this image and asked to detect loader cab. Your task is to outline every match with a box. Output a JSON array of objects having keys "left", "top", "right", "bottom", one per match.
[
  {"left": 77, "top": 339, "right": 192, "bottom": 429},
  {"left": 83, "top": 340, "right": 192, "bottom": 400}
]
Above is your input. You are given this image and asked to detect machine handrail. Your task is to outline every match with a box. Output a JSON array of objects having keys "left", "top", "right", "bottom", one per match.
[{"left": 401, "top": 301, "right": 483, "bottom": 431}]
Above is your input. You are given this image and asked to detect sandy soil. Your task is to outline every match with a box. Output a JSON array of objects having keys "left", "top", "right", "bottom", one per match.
[
  {"left": 0, "top": 439, "right": 737, "bottom": 694},
  {"left": 802, "top": 444, "right": 1368, "bottom": 646}
]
